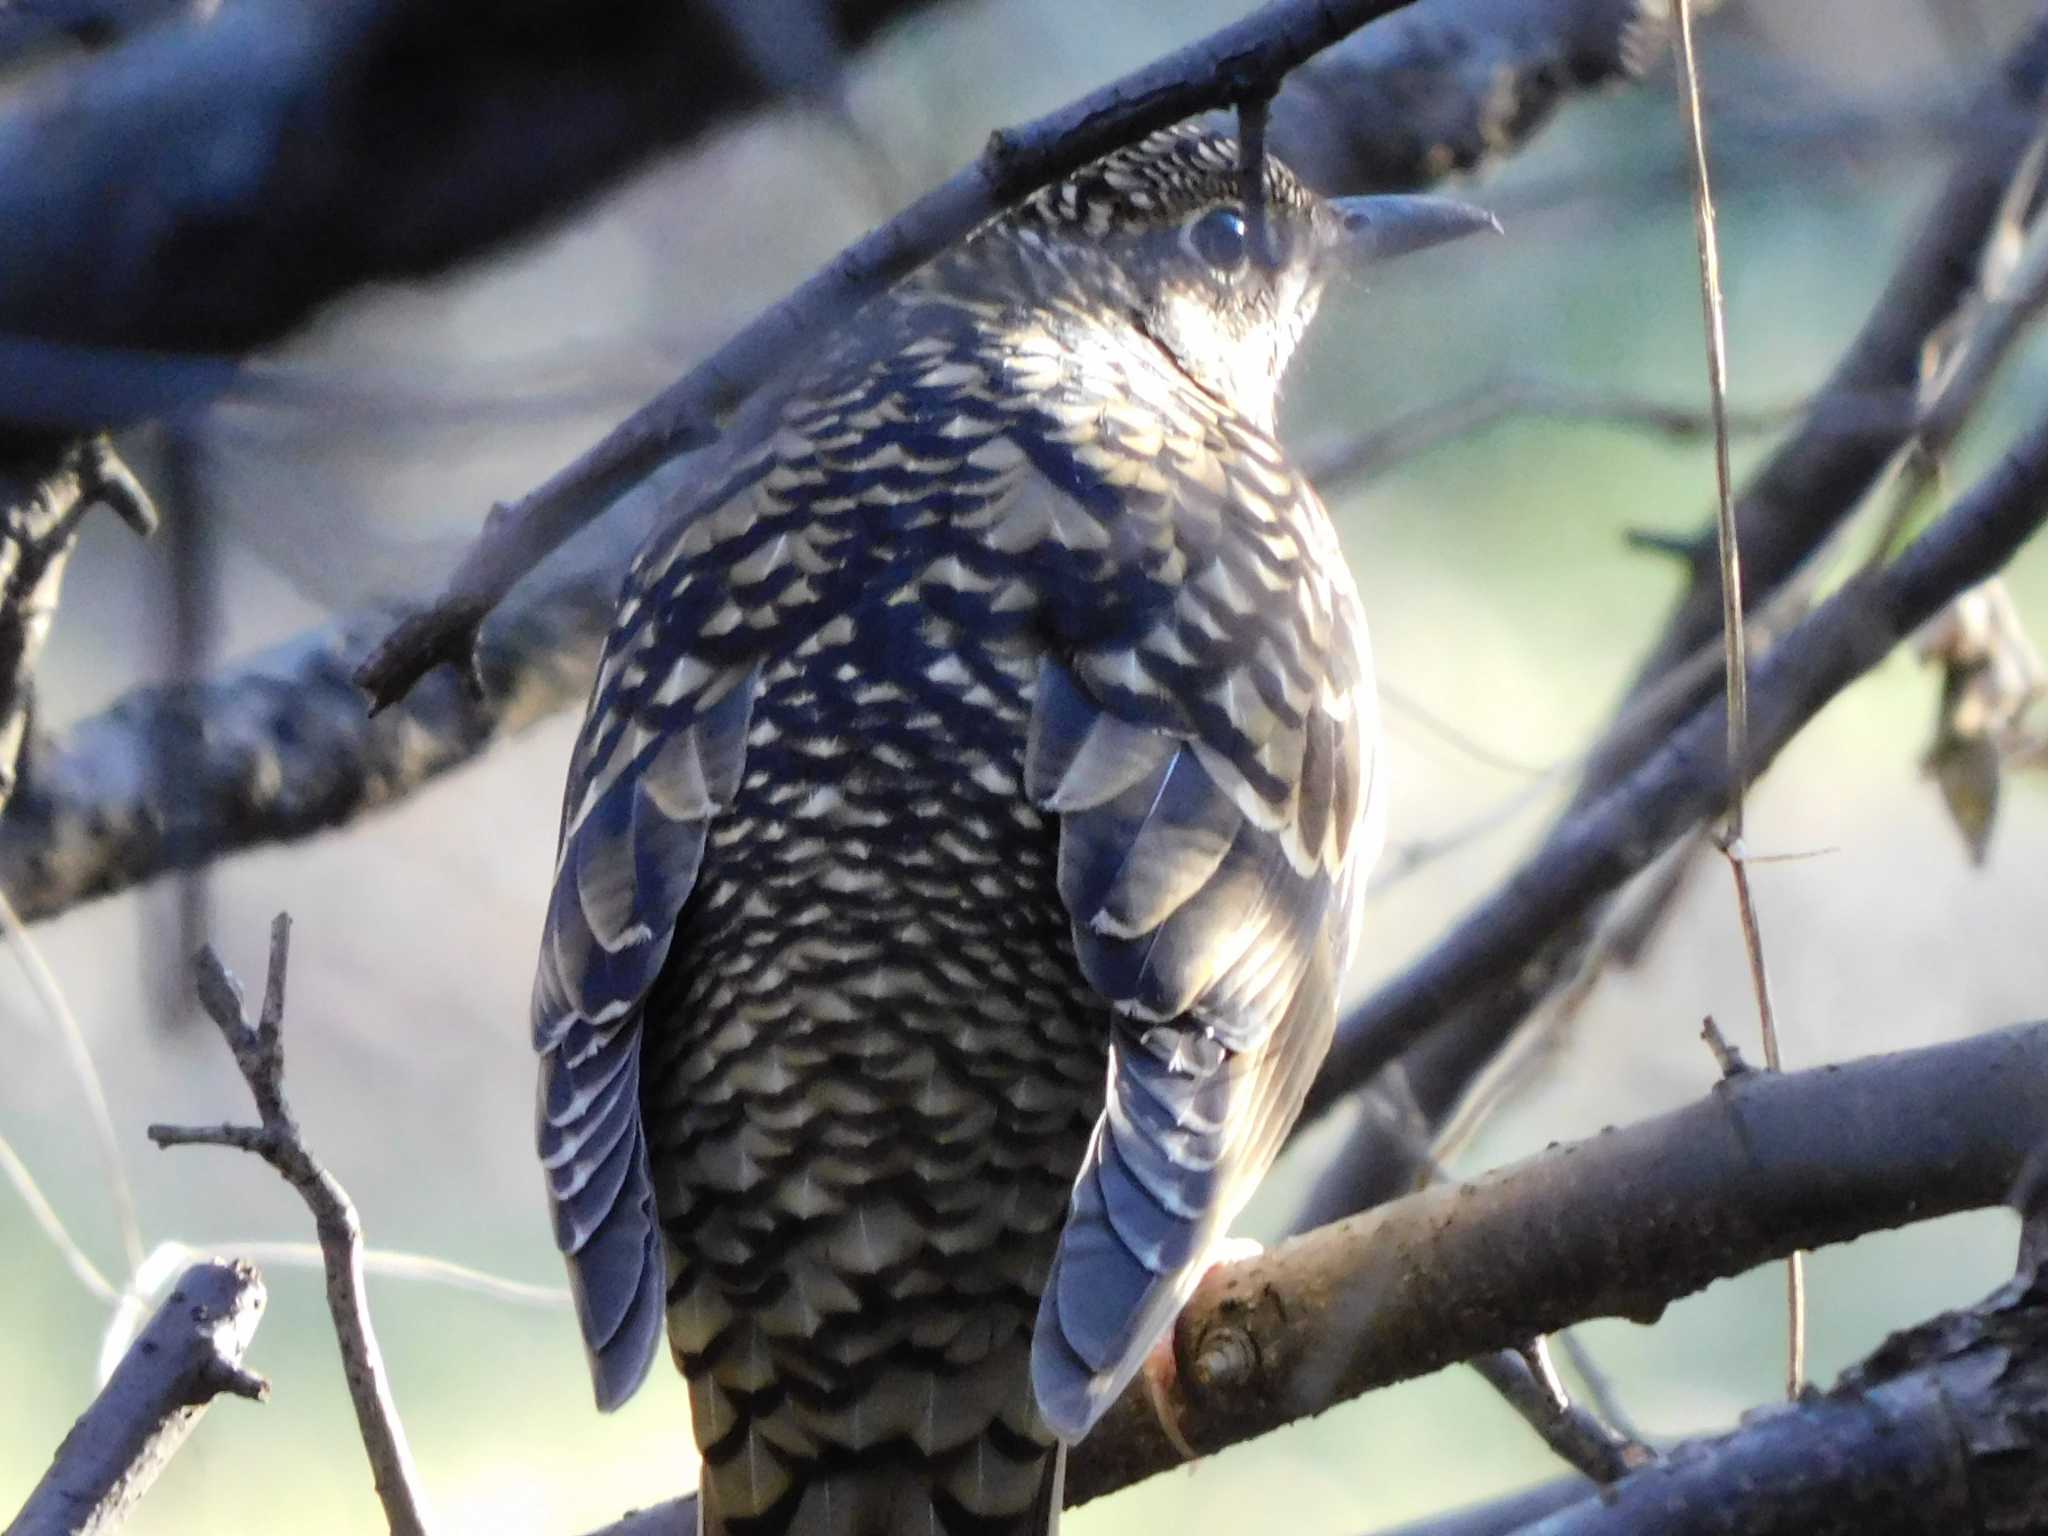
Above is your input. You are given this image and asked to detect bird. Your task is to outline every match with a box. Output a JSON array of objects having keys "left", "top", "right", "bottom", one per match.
[{"left": 530, "top": 122, "right": 1492, "bottom": 1536}]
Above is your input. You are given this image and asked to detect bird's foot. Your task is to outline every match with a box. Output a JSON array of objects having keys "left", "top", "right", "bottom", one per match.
[{"left": 1142, "top": 1236, "right": 1265, "bottom": 1461}]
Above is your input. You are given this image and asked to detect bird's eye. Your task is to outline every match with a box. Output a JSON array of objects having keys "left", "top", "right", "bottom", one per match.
[{"left": 1187, "top": 207, "right": 1250, "bottom": 272}]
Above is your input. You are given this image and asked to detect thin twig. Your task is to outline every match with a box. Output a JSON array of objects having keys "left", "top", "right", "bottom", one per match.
[
  {"left": 1306, "top": 312, "right": 2048, "bottom": 1133},
  {"left": 147, "top": 914, "right": 434, "bottom": 1536},
  {"left": 1675, "top": 0, "right": 1804, "bottom": 1399},
  {"left": 0, "top": 1128, "right": 118, "bottom": 1303},
  {"left": 1551, "top": 1332, "right": 1651, "bottom": 1452},
  {"left": 1301, "top": 374, "right": 1827, "bottom": 487},
  {"left": 1237, "top": 90, "right": 1278, "bottom": 269},
  {"left": 1469, "top": 1346, "right": 1651, "bottom": 1484},
  {"left": 0, "top": 882, "right": 144, "bottom": 1277}
]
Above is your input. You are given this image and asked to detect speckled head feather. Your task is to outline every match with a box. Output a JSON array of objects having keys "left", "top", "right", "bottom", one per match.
[{"left": 949, "top": 125, "right": 1338, "bottom": 430}]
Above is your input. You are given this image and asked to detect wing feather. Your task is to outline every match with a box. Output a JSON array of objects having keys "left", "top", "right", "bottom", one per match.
[
  {"left": 1027, "top": 457, "right": 1376, "bottom": 1442},
  {"left": 532, "top": 651, "right": 762, "bottom": 1410}
]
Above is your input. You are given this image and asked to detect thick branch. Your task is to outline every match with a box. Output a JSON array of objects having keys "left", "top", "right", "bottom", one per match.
[
  {"left": 0, "top": 0, "right": 942, "bottom": 360},
  {"left": 1519, "top": 1268, "right": 2048, "bottom": 1534},
  {"left": 1303, "top": 396, "right": 2048, "bottom": 1125},
  {"left": 6, "top": 1259, "right": 266, "bottom": 1536},
  {"left": 1268, "top": 0, "right": 1700, "bottom": 194},
  {"left": 1072, "top": 1020, "right": 2046, "bottom": 1502}
]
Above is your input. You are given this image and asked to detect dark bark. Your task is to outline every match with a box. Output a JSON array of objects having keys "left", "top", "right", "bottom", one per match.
[{"left": 1519, "top": 1268, "right": 2048, "bottom": 1534}]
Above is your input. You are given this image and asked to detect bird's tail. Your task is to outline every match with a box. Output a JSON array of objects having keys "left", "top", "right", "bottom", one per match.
[{"left": 676, "top": 1278, "right": 1065, "bottom": 1536}]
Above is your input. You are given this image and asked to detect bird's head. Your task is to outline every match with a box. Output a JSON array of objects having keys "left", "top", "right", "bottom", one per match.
[{"left": 983, "top": 124, "right": 1496, "bottom": 428}]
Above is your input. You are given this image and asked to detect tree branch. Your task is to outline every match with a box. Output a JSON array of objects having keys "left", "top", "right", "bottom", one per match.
[
  {"left": 0, "top": 0, "right": 1704, "bottom": 923},
  {"left": 350, "top": 0, "right": 1439, "bottom": 710},
  {"left": 147, "top": 914, "right": 433, "bottom": 1536},
  {"left": 0, "top": 431, "right": 156, "bottom": 815},
  {"left": 0, "top": 0, "right": 947, "bottom": 362},
  {"left": 6, "top": 1259, "right": 267, "bottom": 1536},
  {"left": 1517, "top": 1267, "right": 2048, "bottom": 1535},
  {"left": 1072, "top": 1019, "right": 2046, "bottom": 1503},
  {"left": 1303, "top": 389, "right": 2048, "bottom": 1130},
  {"left": 0, "top": 559, "right": 610, "bottom": 921}
]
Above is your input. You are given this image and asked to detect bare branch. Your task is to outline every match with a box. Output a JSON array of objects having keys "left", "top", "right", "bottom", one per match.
[
  {"left": 6, "top": 1259, "right": 266, "bottom": 1536},
  {"left": 0, "top": 432, "right": 156, "bottom": 814},
  {"left": 1307, "top": 395, "right": 2048, "bottom": 1121},
  {"left": 1070, "top": 1019, "right": 2048, "bottom": 1503},
  {"left": 1370, "top": 1479, "right": 1592, "bottom": 1536},
  {"left": 1306, "top": 9, "right": 2048, "bottom": 1202},
  {"left": 0, "top": 0, "right": 955, "bottom": 364},
  {"left": 147, "top": 914, "right": 433, "bottom": 1536},
  {"left": 1265, "top": 0, "right": 1724, "bottom": 194},
  {"left": 1670, "top": 0, "right": 1805, "bottom": 1401},
  {"left": 1525, "top": 1267, "right": 2048, "bottom": 1535},
  {"left": 0, "top": 0, "right": 1713, "bottom": 921},
  {"left": 1468, "top": 1345, "right": 1651, "bottom": 1485},
  {"left": 1299, "top": 373, "right": 1818, "bottom": 488}
]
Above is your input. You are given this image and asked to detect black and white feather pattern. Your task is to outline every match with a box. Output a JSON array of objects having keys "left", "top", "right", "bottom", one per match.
[
  {"left": 532, "top": 568, "right": 765, "bottom": 1406},
  {"left": 1022, "top": 460, "right": 1377, "bottom": 1436}
]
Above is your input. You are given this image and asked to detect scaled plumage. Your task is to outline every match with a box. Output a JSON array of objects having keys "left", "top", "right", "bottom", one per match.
[{"left": 532, "top": 123, "right": 1475, "bottom": 1536}]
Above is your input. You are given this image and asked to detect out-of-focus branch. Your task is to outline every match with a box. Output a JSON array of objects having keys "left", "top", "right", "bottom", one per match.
[
  {"left": 0, "top": 432, "right": 156, "bottom": 813},
  {"left": 0, "top": 558, "right": 611, "bottom": 922},
  {"left": 147, "top": 915, "right": 432, "bottom": 1536},
  {"left": 0, "top": 0, "right": 948, "bottom": 364},
  {"left": 5, "top": 1259, "right": 267, "bottom": 1536},
  {"left": 0, "top": 0, "right": 1708, "bottom": 921},
  {"left": 1303, "top": 395, "right": 2048, "bottom": 1121},
  {"left": 1072, "top": 1020, "right": 2047, "bottom": 1503},
  {"left": 1517, "top": 1267, "right": 2048, "bottom": 1535},
  {"left": 1299, "top": 374, "right": 1821, "bottom": 488},
  {"left": 1468, "top": 1345, "right": 1652, "bottom": 1484},
  {"left": 1266, "top": 0, "right": 1710, "bottom": 194},
  {"left": 352, "top": 0, "right": 1711, "bottom": 712}
]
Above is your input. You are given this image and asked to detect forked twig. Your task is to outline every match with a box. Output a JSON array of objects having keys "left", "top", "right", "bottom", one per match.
[
  {"left": 147, "top": 914, "right": 433, "bottom": 1536},
  {"left": 1673, "top": 0, "right": 1805, "bottom": 1399}
]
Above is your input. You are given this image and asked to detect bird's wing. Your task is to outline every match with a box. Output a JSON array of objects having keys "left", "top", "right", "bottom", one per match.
[
  {"left": 1023, "top": 429, "right": 1380, "bottom": 1441},
  {"left": 530, "top": 444, "right": 785, "bottom": 1410}
]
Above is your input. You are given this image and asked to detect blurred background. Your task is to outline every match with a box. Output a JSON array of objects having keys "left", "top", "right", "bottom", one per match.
[{"left": 5, "top": 0, "right": 2047, "bottom": 1531}]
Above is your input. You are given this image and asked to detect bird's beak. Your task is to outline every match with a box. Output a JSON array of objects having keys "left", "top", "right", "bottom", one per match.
[{"left": 1323, "top": 194, "right": 1500, "bottom": 269}]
